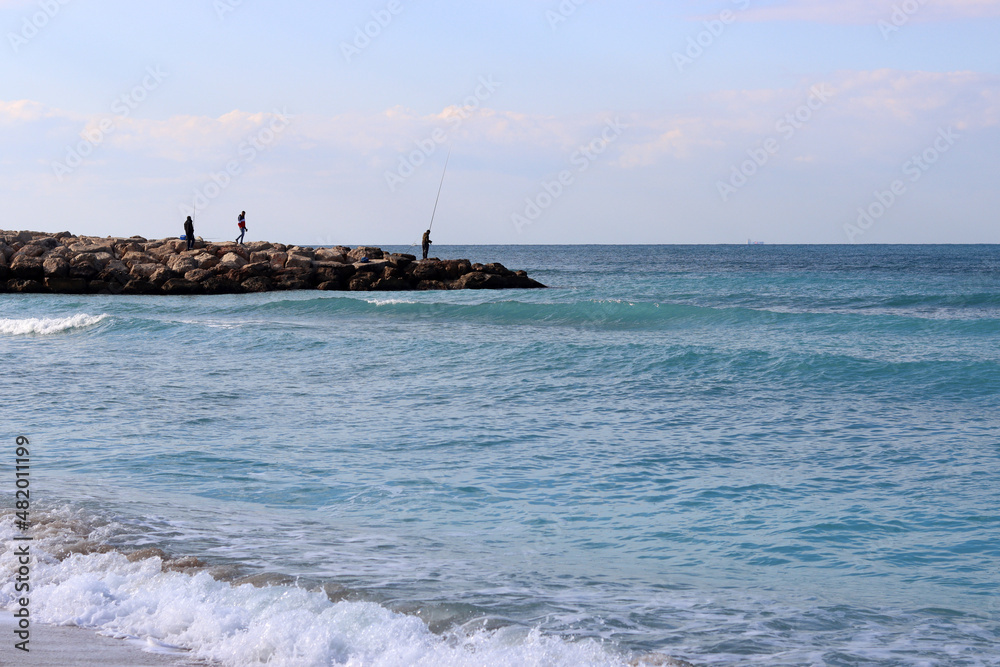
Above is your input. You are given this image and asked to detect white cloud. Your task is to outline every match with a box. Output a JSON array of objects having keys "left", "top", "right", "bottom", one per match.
[
  {"left": 616, "top": 70, "right": 1000, "bottom": 168},
  {"left": 1, "top": 68, "right": 997, "bottom": 243},
  {"left": 2, "top": 69, "right": 996, "bottom": 178}
]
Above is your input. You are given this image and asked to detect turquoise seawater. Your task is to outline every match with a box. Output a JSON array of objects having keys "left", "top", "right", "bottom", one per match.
[{"left": 2, "top": 245, "right": 999, "bottom": 666}]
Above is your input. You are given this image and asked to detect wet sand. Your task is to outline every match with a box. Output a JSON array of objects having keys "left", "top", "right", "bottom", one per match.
[{"left": 0, "top": 616, "right": 209, "bottom": 666}]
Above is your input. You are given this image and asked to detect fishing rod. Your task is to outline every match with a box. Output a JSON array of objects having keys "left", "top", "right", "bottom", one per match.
[
  {"left": 405, "top": 148, "right": 451, "bottom": 253},
  {"left": 428, "top": 147, "right": 451, "bottom": 233}
]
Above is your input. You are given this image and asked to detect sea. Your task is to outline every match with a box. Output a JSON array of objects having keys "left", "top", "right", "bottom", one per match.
[{"left": 1, "top": 244, "right": 998, "bottom": 667}]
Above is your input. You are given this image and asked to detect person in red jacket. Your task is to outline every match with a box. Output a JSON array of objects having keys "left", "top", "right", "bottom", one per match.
[{"left": 236, "top": 211, "right": 247, "bottom": 244}]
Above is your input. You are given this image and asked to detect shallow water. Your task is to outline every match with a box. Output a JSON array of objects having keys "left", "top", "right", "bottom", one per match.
[{"left": 2, "top": 245, "right": 999, "bottom": 666}]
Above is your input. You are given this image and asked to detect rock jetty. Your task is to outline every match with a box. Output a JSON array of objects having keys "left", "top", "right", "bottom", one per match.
[{"left": 0, "top": 230, "right": 545, "bottom": 295}]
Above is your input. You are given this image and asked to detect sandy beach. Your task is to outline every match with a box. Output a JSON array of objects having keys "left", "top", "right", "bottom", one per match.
[{"left": 0, "top": 615, "right": 206, "bottom": 666}]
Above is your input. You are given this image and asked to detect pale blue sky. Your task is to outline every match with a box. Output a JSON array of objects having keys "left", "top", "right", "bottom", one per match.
[{"left": 2, "top": 0, "right": 998, "bottom": 244}]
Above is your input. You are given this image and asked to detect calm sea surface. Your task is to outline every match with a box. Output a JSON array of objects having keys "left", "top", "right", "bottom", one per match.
[{"left": 2, "top": 245, "right": 999, "bottom": 666}]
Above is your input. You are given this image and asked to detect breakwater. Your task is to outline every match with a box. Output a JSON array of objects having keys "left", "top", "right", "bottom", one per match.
[{"left": 0, "top": 230, "right": 545, "bottom": 294}]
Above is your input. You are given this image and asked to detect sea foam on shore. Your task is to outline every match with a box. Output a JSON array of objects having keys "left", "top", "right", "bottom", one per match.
[{"left": 0, "top": 508, "right": 648, "bottom": 667}]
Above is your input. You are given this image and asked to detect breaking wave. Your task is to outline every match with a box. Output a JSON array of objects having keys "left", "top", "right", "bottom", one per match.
[{"left": 0, "top": 314, "right": 109, "bottom": 336}]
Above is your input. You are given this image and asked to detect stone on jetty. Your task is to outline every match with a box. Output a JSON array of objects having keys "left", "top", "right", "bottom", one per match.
[{"left": 0, "top": 230, "right": 546, "bottom": 295}]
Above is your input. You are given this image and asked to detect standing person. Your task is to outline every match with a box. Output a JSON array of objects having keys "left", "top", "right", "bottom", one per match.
[
  {"left": 421, "top": 229, "right": 431, "bottom": 260},
  {"left": 236, "top": 211, "right": 247, "bottom": 244},
  {"left": 183, "top": 216, "right": 195, "bottom": 250}
]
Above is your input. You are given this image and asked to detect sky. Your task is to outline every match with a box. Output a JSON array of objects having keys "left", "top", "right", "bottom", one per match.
[{"left": 1, "top": 0, "right": 998, "bottom": 245}]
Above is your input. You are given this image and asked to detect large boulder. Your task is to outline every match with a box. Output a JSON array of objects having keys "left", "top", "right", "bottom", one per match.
[
  {"left": 91, "top": 252, "right": 114, "bottom": 270},
  {"left": 241, "top": 276, "right": 274, "bottom": 293},
  {"left": 130, "top": 263, "right": 162, "bottom": 280},
  {"left": 98, "top": 259, "right": 131, "bottom": 286},
  {"left": 42, "top": 256, "right": 70, "bottom": 278},
  {"left": 12, "top": 244, "right": 46, "bottom": 260},
  {"left": 249, "top": 251, "right": 272, "bottom": 264},
  {"left": 149, "top": 267, "right": 178, "bottom": 287},
  {"left": 200, "top": 276, "right": 242, "bottom": 295},
  {"left": 6, "top": 279, "right": 44, "bottom": 293},
  {"left": 452, "top": 272, "right": 512, "bottom": 290},
  {"left": 480, "top": 262, "right": 514, "bottom": 276},
  {"left": 121, "top": 251, "right": 157, "bottom": 268},
  {"left": 372, "top": 277, "right": 412, "bottom": 291},
  {"left": 69, "top": 253, "right": 101, "bottom": 281},
  {"left": 387, "top": 253, "right": 415, "bottom": 269},
  {"left": 410, "top": 260, "right": 445, "bottom": 282},
  {"left": 314, "top": 248, "right": 347, "bottom": 263},
  {"left": 70, "top": 242, "right": 114, "bottom": 255},
  {"left": 272, "top": 268, "right": 313, "bottom": 290},
  {"left": 191, "top": 252, "right": 219, "bottom": 270},
  {"left": 115, "top": 242, "right": 143, "bottom": 257},
  {"left": 217, "top": 252, "right": 247, "bottom": 271},
  {"left": 183, "top": 268, "right": 213, "bottom": 284},
  {"left": 347, "top": 246, "right": 383, "bottom": 262},
  {"left": 313, "top": 262, "right": 354, "bottom": 286},
  {"left": 348, "top": 272, "right": 378, "bottom": 291},
  {"left": 285, "top": 254, "right": 313, "bottom": 269},
  {"left": 235, "top": 262, "right": 271, "bottom": 282},
  {"left": 168, "top": 254, "right": 200, "bottom": 275},
  {"left": 9, "top": 255, "right": 45, "bottom": 280},
  {"left": 268, "top": 252, "right": 288, "bottom": 270}
]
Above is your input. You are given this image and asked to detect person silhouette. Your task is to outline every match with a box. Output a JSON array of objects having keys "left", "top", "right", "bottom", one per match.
[
  {"left": 236, "top": 211, "right": 247, "bottom": 244},
  {"left": 183, "top": 216, "right": 195, "bottom": 250},
  {"left": 421, "top": 229, "right": 431, "bottom": 260}
]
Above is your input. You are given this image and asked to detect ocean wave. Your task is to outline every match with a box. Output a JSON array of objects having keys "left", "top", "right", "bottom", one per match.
[
  {"left": 236, "top": 292, "right": 1000, "bottom": 330},
  {"left": 0, "top": 313, "right": 109, "bottom": 336},
  {"left": 247, "top": 295, "right": 756, "bottom": 330},
  {"left": 0, "top": 509, "right": 638, "bottom": 667}
]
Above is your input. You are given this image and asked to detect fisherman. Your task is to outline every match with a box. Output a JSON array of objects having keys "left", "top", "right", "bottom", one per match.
[
  {"left": 183, "top": 216, "right": 195, "bottom": 250},
  {"left": 421, "top": 229, "right": 431, "bottom": 260},
  {"left": 236, "top": 211, "right": 247, "bottom": 244}
]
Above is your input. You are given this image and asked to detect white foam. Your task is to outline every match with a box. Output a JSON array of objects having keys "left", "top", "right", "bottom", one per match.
[
  {"left": 0, "top": 513, "right": 627, "bottom": 667},
  {"left": 0, "top": 314, "right": 108, "bottom": 336},
  {"left": 365, "top": 298, "right": 417, "bottom": 306}
]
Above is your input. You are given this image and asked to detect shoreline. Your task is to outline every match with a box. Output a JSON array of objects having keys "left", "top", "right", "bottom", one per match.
[
  {"left": 0, "top": 614, "right": 209, "bottom": 666},
  {"left": 0, "top": 230, "right": 546, "bottom": 295}
]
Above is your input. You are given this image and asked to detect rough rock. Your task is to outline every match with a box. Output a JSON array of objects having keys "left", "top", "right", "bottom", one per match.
[
  {"left": 10, "top": 255, "right": 45, "bottom": 280},
  {"left": 6, "top": 279, "right": 44, "bottom": 293},
  {"left": 241, "top": 276, "right": 274, "bottom": 293},
  {"left": 161, "top": 278, "right": 201, "bottom": 295},
  {"left": 0, "top": 230, "right": 545, "bottom": 295},
  {"left": 347, "top": 246, "right": 383, "bottom": 262},
  {"left": 218, "top": 252, "right": 248, "bottom": 271},
  {"left": 315, "top": 248, "right": 347, "bottom": 263},
  {"left": 42, "top": 256, "right": 70, "bottom": 278}
]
